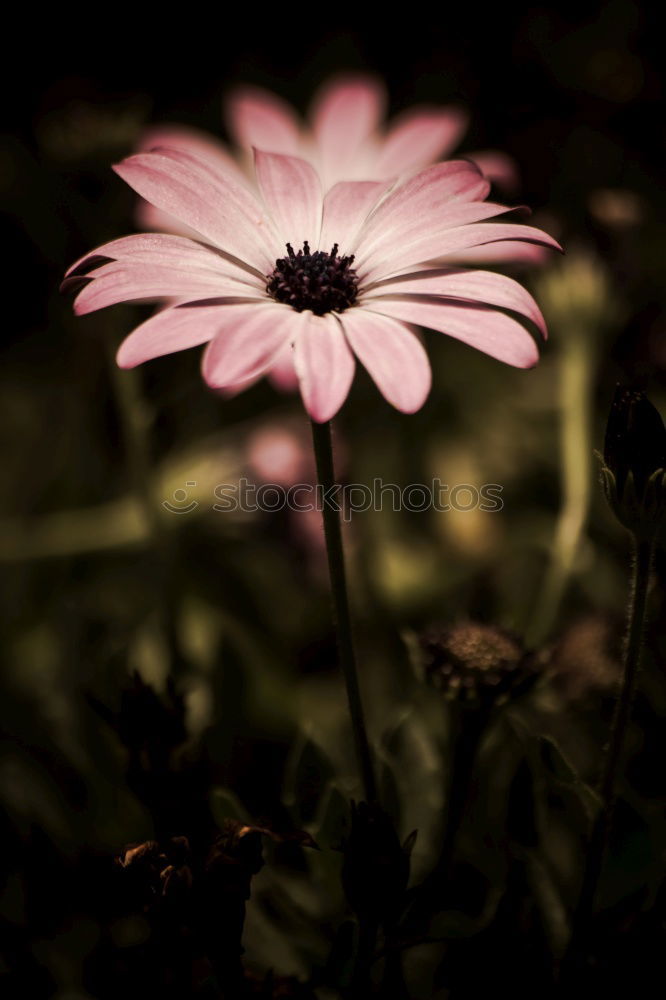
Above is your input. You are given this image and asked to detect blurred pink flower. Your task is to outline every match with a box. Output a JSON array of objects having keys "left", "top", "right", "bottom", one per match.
[
  {"left": 246, "top": 423, "right": 313, "bottom": 486},
  {"left": 138, "top": 75, "right": 518, "bottom": 214},
  {"left": 65, "top": 148, "right": 559, "bottom": 422},
  {"left": 136, "top": 78, "right": 541, "bottom": 280}
]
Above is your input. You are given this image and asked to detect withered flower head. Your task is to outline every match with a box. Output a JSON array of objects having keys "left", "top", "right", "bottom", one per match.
[
  {"left": 418, "top": 621, "right": 531, "bottom": 708},
  {"left": 118, "top": 839, "right": 162, "bottom": 871},
  {"left": 205, "top": 819, "right": 267, "bottom": 899},
  {"left": 601, "top": 385, "right": 666, "bottom": 537},
  {"left": 117, "top": 835, "right": 192, "bottom": 904}
]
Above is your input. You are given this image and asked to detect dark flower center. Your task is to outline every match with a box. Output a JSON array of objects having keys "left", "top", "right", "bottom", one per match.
[{"left": 266, "top": 242, "right": 359, "bottom": 315}]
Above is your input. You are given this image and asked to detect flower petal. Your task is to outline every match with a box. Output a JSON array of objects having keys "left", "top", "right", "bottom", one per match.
[
  {"left": 364, "top": 268, "right": 547, "bottom": 338},
  {"left": 341, "top": 310, "right": 431, "bottom": 413},
  {"left": 116, "top": 303, "right": 247, "bottom": 368},
  {"left": 359, "top": 160, "right": 490, "bottom": 240},
  {"left": 374, "top": 107, "right": 469, "bottom": 177},
  {"left": 138, "top": 124, "right": 247, "bottom": 182},
  {"left": 254, "top": 150, "right": 323, "bottom": 248},
  {"left": 352, "top": 161, "right": 497, "bottom": 267},
  {"left": 225, "top": 86, "right": 303, "bottom": 156},
  {"left": 366, "top": 297, "right": 540, "bottom": 368},
  {"left": 319, "top": 181, "right": 388, "bottom": 251},
  {"left": 202, "top": 303, "right": 296, "bottom": 387},
  {"left": 444, "top": 240, "right": 551, "bottom": 267},
  {"left": 134, "top": 126, "right": 248, "bottom": 235},
  {"left": 135, "top": 200, "right": 200, "bottom": 239},
  {"left": 72, "top": 262, "right": 264, "bottom": 315},
  {"left": 267, "top": 342, "right": 300, "bottom": 391},
  {"left": 293, "top": 312, "right": 355, "bottom": 422},
  {"left": 354, "top": 201, "right": 524, "bottom": 273},
  {"left": 310, "top": 74, "right": 386, "bottom": 178},
  {"left": 64, "top": 234, "right": 267, "bottom": 314},
  {"left": 467, "top": 150, "right": 519, "bottom": 194},
  {"left": 65, "top": 233, "right": 262, "bottom": 282},
  {"left": 113, "top": 148, "right": 279, "bottom": 270},
  {"left": 359, "top": 221, "right": 562, "bottom": 283}
]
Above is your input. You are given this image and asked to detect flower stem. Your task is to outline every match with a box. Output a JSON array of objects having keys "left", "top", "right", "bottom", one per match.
[
  {"left": 527, "top": 329, "right": 594, "bottom": 647},
  {"left": 564, "top": 535, "right": 653, "bottom": 974},
  {"left": 436, "top": 708, "right": 487, "bottom": 884},
  {"left": 310, "top": 419, "right": 377, "bottom": 804}
]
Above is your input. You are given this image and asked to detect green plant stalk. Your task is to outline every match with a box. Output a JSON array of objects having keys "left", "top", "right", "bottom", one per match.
[
  {"left": 310, "top": 419, "right": 377, "bottom": 804},
  {"left": 410, "top": 706, "right": 488, "bottom": 920},
  {"left": 380, "top": 920, "right": 410, "bottom": 1000},
  {"left": 564, "top": 535, "right": 653, "bottom": 972},
  {"left": 350, "top": 915, "right": 380, "bottom": 999},
  {"left": 436, "top": 707, "right": 488, "bottom": 883},
  {"left": 527, "top": 329, "right": 595, "bottom": 646}
]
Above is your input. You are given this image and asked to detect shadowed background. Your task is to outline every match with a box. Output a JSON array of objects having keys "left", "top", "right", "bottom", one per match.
[{"left": 1, "top": 2, "right": 665, "bottom": 997}]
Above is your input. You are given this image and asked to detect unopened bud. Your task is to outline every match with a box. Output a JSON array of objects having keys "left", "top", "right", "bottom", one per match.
[{"left": 601, "top": 386, "right": 666, "bottom": 537}]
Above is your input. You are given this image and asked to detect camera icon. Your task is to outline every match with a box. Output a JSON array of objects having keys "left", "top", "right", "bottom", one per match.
[{"left": 162, "top": 482, "right": 199, "bottom": 514}]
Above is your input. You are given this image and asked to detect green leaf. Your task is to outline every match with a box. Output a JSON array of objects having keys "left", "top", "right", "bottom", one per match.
[
  {"left": 425, "top": 886, "right": 505, "bottom": 940},
  {"left": 377, "top": 750, "right": 402, "bottom": 828},
  {"left": 311, "top": 781, "right": 350, "bottom": 850},
  {"left": 283, "top": 734, "right": 336, "bottom": 826},
  {"left": 525, "top": 851, "right": 571, "bottom": 958},
  {"left": 539, "top": 736, "right": 601, "bottom": 820},
  {"left": 326, "top": 919, "right": 358, "bottom": 991},
  {"left": 402, "top": 829, "right": 418, "bottom": 856}
]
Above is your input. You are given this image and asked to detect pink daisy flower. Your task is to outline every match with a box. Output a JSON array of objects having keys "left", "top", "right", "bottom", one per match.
[
  {"left": 133, "top": 76, "right": 544, "bottom": 394},
  {"left": 64, "top": 148, "right": 560, "bottom": 422}
]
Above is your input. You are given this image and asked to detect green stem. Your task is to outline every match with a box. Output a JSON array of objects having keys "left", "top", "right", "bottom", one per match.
[
  {"left": 380, "top": 920, "right": 409, "bottom": 1000},
  {"left": 527, "top": 330, "right": 594, "bottom": 646},
  {"left": 435, "top": 708, "right": 487, "bottom": 884},
  {"left": 564, "top": 535, "right": 653, "bottom": 974},
  {"left": 407, "top": 709, "right": 487, "bottom": 928},
  {"left": 310, "top": 419, "right": 377, "bottom": 804},
  {"left": 350, "top": 915, "right": 379, "bottom": 999}
]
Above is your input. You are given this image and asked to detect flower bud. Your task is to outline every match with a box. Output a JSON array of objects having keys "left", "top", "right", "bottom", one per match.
[{"left": 601, "top": 386, "right": 666, "bottom": 536}]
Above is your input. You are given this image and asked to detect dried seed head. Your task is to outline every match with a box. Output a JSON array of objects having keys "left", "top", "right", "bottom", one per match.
[{"left": 419, "top": 621, "right": 528, "bottom": 706}]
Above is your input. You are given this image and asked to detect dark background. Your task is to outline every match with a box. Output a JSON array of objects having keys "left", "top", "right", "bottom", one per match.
[{"left": 2, "top": 2, "right": 666, "bottom": 996}]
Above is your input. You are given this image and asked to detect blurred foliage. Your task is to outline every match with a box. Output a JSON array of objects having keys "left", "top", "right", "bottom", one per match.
[{"left": 2, "top": 4, "right": 666, "bottom": 997}]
